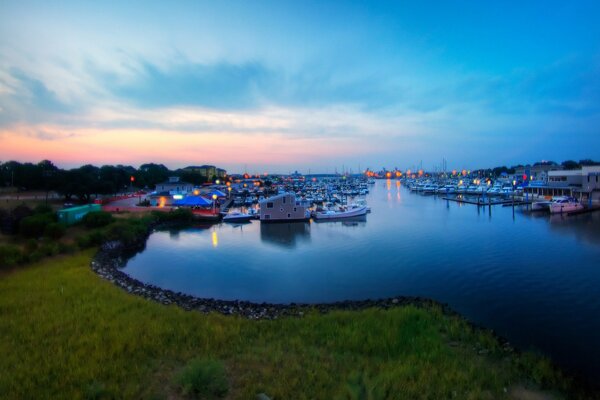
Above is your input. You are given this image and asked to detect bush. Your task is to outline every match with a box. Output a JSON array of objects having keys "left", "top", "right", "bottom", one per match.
[
  {"left": 44, "top": 223, "right": 66, "bottom": 239},
  {"left": 175, "top": 358, "right": 229, "bottom": 399},
  {"left": 34, "top": 204, "right": 53, "bottom": 215},
  {"left": 0, "top": 244, "right": 22, "bottom": 268},
  {"left": 105, "top": 220, "right": 148, "bottom": 246},
  {"left": 81, "top": 211, "right": 114, "bottom": 229},
  {"left": 58, "top": 242, "right": 76, "bottom": 254},
  {"left": 19, "top": 214, "right": 55, "bottom": 238},
  {"left": 76, "top": 230, "right": 106, "bottom": 249}
]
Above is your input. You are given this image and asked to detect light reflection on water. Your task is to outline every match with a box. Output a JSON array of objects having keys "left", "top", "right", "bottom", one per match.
[{"left": 123, "top": 180, "right": 600, "bottom": 383}]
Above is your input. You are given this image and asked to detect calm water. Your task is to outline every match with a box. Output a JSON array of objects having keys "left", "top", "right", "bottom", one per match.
[{"left": 124, "top": 180, "right": 600, "bottom": 383}]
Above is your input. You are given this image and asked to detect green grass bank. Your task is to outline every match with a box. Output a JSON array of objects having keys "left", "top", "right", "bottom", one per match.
[{"left": 0, "top": 251, "right": 588, "bottom": 399}]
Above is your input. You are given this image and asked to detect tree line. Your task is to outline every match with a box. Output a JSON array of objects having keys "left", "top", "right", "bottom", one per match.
[{"left": 0, "top": 160, "right": 220, "bottom": 201}]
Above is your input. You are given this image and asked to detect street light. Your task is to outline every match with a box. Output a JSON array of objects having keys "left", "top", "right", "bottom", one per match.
[
  {"left": 212, "top": 194, "right": 218, "bottom": 214},
  {"left": 227, "top": 187, "right": 232, "bottom": 199}
]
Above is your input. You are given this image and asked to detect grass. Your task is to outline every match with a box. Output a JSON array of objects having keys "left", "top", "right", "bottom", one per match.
[{"left": 0, "top": 251, "right": 585, "bottom": 399}]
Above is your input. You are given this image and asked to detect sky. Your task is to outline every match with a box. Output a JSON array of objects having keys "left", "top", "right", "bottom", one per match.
[{"left": 1, "top": 1, "right": 599, "bottom": 174}]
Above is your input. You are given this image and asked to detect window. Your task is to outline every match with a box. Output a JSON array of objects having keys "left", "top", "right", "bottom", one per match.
[
  {"left": 287, "top": 213, "right": 291, "bottom": 218},
  {"left": 266, "top": 202, "right": 274, "bottom": 209},
  {"left": 265, "top": 215, "right": 270, "bottom": 219},
  {"left": 293, "top": 207, "right": 297, "bottom": 212},
  {"left": 282, "top": 197, "right": 286, "bottom": 204}
]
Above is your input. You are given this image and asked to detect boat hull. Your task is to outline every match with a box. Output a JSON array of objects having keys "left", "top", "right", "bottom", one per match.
[{"left": 314, "top": 206, "right": 368, "bottom": 220}]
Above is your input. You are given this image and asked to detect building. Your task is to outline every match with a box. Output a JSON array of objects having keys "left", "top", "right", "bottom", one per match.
[
  {"left": 259, "top": 193, "right": 310, "bottom": 222},
  {"left": 150, "top": 177, "right": 195, "bottom": 207},
  {"left": 183, "top": 165, "right": 227, "bottom": 180},
  {"left": 514, "top": 163, "right": 561, "bottom": 183},
  {"left": 525, "top": 166, "right": 600, "bottom": 204},
  {"left": 155, "top": 176, "right": 194, "bottom": 194}
]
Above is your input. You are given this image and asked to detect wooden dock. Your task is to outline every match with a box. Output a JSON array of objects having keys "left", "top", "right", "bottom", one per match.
[{"left": 442, "top": 197, "right": 527, "bottom": 206}]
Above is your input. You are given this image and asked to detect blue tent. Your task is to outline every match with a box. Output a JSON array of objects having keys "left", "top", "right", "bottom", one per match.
[
  {"left": 173, "top": 195, "right": 212, "bottom": 207},
  {"left": 207, "top": 189, "right": 227, "bottom": 198}
]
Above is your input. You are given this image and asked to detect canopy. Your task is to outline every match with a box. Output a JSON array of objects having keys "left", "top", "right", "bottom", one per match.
[
  {"left": 207, "top": 189, "right": 227, "bottom": 198},
  {"left": 173, "top": 195, "right": 212, "bottom": 207}
]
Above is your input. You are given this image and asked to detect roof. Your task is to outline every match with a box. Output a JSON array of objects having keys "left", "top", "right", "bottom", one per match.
[
  {"left": 173, "top": 195, "right": 212, "bottom": 207},
  {"left": 259, "top": 193, "right": 293, "bottom": 204}
]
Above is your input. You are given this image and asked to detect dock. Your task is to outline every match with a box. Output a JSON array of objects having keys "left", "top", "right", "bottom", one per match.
[
  {"left": 567, "top": 206, "right": 600, "bottom": 216},
  {"left": 442, "top": 197, "right": 528, "bottom": 206}
]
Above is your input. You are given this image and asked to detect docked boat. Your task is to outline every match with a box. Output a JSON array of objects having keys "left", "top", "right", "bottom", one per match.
[
  {"left": 223, "top": 212, "right": 254, "bottom": 223},
  {"left": 549, "top": 197, "right": 584, "bottom": 214},
  {"left": 531, "top": 200, "right": 553, "bottom": 212},
  {"left": 313, "top": 205, "right": 368, "bottom": 220}
]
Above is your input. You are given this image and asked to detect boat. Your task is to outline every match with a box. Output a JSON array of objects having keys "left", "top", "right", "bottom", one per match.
[
  {"left": 313, "top": 205, "right": 368, "bottom": 220},
  {"left": 531, "top": 200, "right": 552, "bottom": 212},
  {"left": 223, "top": 212, "right": 254, "bottom": 223},
  {"left": 549, "top": 196, "right": 584, "bottom": 214}
]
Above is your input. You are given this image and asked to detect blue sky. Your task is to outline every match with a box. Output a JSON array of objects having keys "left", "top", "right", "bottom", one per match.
[{"left": 0, "top": 0, "right": 599, "bottom": 173}]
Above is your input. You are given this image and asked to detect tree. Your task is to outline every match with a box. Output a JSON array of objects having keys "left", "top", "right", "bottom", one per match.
[{"left": 561, "top": 160, "right": 580, "bottom": 170}]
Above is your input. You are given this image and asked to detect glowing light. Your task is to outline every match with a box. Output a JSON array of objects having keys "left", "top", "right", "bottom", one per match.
[
  {"left": 212, "top": 194, "right": 218, "bottom": 200},
  {"left": 459, "top": 180, "right": 463, "bottom": 185},
  {"left": 212, "top": 231, "right": 218, "bottom": 248},
  {"left": 226, "top": 181, "right": 231, "bottom": 187},
  {"left": 452, "top": 170, "right": 457, "bottom": 175},
  {"left": 418, "top": 169, "right": 423, "bottom": 176},
  {"left": 513, "top": 180, "right": 517, "bottom": 186},
  {"left": 386, "top": 172, "right": 392, "bottom": 178},
  {"left": 159, "top": 197, "right": 166, "bottom": 207},
  {"left": 193, "top": 189, "right": 200, "bottom": 195},
  {"left": 216, "top": 179, "right": 220, "bottom": 185},
  {"left": 462, "top": 169, "right": 467, "bottom": 176},
  {"left": 173, "top": 194, "right": 183, "bottom": 200},
  {"left": 530, "top": 175, "right": 534, "bottom": 181},
  {"left": 130, "top": 176, "right": 135, "bottom": 182}
]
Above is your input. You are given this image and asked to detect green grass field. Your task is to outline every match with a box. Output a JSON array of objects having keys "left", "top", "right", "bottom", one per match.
[{"left": 0, "top": 252, "right": 583, "bottom": 399}]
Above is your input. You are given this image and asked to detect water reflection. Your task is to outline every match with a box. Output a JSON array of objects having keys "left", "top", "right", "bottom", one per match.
[{"left": 260, "top": 222, "right": 311, "bottom": 248}]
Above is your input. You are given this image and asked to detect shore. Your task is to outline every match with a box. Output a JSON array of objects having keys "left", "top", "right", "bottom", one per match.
[{"left": 1, "top": 250, "right": 592, "bottom": 399}]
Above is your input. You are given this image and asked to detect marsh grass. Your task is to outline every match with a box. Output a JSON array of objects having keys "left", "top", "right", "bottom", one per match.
[{"left": 0, "top": 252, "right": 583, "bottom": 399}]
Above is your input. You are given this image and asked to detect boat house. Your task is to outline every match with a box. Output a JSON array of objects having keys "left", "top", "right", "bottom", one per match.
[
  {"left": 259, "top": 193, "right": 309, "bottom": 222},
  {"left": 524, "top": 166, "right": 600, "bottom": 204}
]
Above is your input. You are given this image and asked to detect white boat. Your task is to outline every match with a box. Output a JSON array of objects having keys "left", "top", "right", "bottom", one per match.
[
  {"left": 223, "top": 212, "right": 254, "bottom": 223},
  {"left": 549, "top": 197, "right": 583, "bottom": 214},
  {"left": 531, "top": 200, "right": 552, "bottom": 212},
  {"left": 313, "top": 205, "right": 368, "bottom": 220}
]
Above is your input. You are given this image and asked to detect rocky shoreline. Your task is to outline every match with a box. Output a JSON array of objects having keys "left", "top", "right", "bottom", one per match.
[
  {"left": 89, "top": 232, "right": 510, "bottom": 354},
  {"left": 92, "top": 238, "right": 453, "bottom": 320}
]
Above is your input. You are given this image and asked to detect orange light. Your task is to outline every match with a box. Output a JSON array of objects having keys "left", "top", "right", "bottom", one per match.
[
  {"left": 386, "top": 172, "right": 392, "bottom": 178},
  {"left": 130, "top": 176, "right": 135, "bottom": 182}
]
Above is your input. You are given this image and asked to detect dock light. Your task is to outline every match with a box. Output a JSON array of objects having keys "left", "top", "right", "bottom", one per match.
[
  {"left": 226, "top": 181, "right": 231, "bottom": 187},
  {"left": 530, "top": 175, "right": 534, "bottom": 181},
  {"left": 216, "top": 179, "right": 220, "bottom": 185},
  {"left": 513, "top": 180, "right": 517, "bottom": 186},
  {"left": 193, "top": 189, "right": 200, "bottom": 196},
  {"left": 173, "top": 194, "right": 183, "bottom": 200},
  {"left": 459, "top": 180, "right": 463, "bottom": 185}
]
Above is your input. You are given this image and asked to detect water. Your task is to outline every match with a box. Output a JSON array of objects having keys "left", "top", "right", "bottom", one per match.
[{"left": 123, "top": 180, "right": 600, "bottom": 383}]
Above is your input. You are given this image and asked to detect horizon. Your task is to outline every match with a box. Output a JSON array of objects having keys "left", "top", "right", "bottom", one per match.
[{"left": 1, "top": 1, "right": 599, "bottom": 173}]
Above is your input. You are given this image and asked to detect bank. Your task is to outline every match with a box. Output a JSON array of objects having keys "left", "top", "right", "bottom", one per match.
[{"left": 2, "top": 249, "right": 594, "bottom": 399}]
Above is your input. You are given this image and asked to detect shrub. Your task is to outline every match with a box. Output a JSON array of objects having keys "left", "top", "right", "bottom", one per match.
[
  {"left": 105, "top": 220, "right": 148, "bottom": 246},
  {"left": 175, "top": 358, "right": 229, "bottom": 399},
  {"left": 44, "top": 223, "right": 66, "bottom": 239},
  {"left": 0, "top": 244, "right": 22, "bottom": 268},
  {"left": 76, "top": 230, "right": 106, "bottom": 249},
  {"left": 81, "top": 211, "right": 114, "bottom": 229},
  {"left": 38, "top": 243, "right": 59, "bottom": 257},
  {"left": 58, "top": 242, "right": 76, "bottom": 254},
  {"left": 19, "top": 214, "right": 55, "bottom": 238},
  {"left": 34, "top": 204, "right": 53, "bottom": 215}
]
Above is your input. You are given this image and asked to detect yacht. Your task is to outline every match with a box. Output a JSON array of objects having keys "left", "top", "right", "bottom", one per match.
[
  {"left": 549, "top": 197, "right": 584, "bottom": 214},
  {"left": 223, "top": 212, "right": 254, "bottom": 223},
  {"left": 313, "top": 205, "right": 368, "bottom": 220}
]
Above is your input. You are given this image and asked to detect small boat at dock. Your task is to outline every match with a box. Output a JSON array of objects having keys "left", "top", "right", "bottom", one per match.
[
  {"left": 223, "top": 212, "right": 254, "bottom": 223},
  {"left": 313, "top": 205, "right": 368, "bottom": 220}
]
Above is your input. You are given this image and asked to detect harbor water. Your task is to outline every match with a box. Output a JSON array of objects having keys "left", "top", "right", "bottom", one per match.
[{"left": 123, "top": 180, "right": 600, "bottom": 384}]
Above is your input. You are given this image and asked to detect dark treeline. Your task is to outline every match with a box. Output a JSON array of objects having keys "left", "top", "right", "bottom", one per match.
[{"left": 0, "top": 160, "right": 218, "bottom": 201}]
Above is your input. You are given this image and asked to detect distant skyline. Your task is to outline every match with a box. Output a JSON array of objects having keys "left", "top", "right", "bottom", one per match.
[{"left": 1, "top": 1, "right": 599, "bottom": 173}]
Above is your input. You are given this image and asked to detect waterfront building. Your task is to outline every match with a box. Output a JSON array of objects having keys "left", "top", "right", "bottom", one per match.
[
  {"left": 149, "top": 176, "right": 194, "bottom": 207},
  {"left": 515, "top": 163, "right": 561, "bottom": 183},
  {"left": 524, "top": 166, "right": 600, "bottom": 203},
  {"left": 259, "top": 193, "right": 310, "bottom": 222}
]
